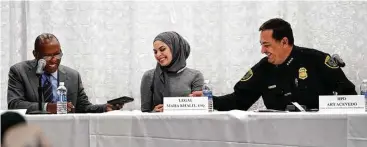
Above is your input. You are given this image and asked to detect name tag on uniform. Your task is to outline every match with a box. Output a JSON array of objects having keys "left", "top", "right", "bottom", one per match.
[
  {"left": 164, "top": 97, "right": 208, "bottom": 113},
  {"left": 268, "top": 85, "right": 276, "bottom": 89},
  {"left": 319, "top": 95, "right": 365, "bottom": 113}
]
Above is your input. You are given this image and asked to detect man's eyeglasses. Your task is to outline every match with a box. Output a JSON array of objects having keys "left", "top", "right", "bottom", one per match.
[{"left": 41, "top": 52, "right": 63, "bottom": 60}]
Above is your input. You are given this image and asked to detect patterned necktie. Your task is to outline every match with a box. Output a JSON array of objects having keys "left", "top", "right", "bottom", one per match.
[{"left": 43, "top": 75, "right": 54, "bottom": 102}]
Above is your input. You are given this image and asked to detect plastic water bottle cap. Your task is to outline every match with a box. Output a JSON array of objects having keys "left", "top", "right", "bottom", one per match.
[
  {"left": 204, "top": 80, "right": 210, "bottom": 84},
  {"left": 59, "top": 82, "right": 65, "bottom": 86}
]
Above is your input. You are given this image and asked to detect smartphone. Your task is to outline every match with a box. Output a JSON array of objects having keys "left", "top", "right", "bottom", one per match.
[{"left": 107, "top": 96, "right": 134, "bottom": 106}]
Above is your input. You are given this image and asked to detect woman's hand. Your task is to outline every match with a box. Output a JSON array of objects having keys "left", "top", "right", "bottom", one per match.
[{"left": 189, "top": 91, "right": 203, "bottom": 97}]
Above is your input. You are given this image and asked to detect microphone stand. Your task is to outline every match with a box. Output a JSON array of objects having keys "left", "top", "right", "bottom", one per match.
[{"left": 28, "top": 73, "right": 50, "bottom": 114}]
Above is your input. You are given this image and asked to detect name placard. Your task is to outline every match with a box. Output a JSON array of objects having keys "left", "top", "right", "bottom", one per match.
[
  {"left": 163, "top": 97, "right": 208, "bottom": 113},
  {"left": 319, "top": 95, "right": 365, "bottom": 112}
]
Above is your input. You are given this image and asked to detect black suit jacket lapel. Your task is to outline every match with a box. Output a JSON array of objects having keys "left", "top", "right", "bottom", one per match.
[
  {"left": 27, "top": 60, "right": 40, "bottom": 100},
  {"left": 58, "top": 66, "right": 68, "bottom": 89}
]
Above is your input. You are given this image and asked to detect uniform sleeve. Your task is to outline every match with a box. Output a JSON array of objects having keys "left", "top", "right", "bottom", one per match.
[
  {"left": 318, "top": 54, "right": 357, "bottom": 95},
  {"left": 213, "top": 62, "right": 264, "bottom": 111}
]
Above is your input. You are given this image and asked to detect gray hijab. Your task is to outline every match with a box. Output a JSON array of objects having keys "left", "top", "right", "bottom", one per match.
[{"left": 151, "top": 31, "right": 190, "bottom": 110}]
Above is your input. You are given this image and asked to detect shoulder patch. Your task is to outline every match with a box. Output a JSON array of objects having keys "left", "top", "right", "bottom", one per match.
[
  {"left": 240, "top": 69, "right": 253, "bottom": 82},
  {"left": 324, "top": 55, "right": 339, "bottom": 69}
]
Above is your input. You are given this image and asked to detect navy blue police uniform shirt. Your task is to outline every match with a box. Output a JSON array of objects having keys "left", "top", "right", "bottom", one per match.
[{"left": 213, "top": 45, "right": 357, "bottom": 111}]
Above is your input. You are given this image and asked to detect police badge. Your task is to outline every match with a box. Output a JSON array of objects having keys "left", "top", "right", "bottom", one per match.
[
  {"left": 298, "top": 67, "right": 308, "bottom": 80},
  {"left": 240, "top": 69, "right": 253, "bottom": 81},
  {"left": 325, "top": 55, "right": 339, "bottom": 69}
]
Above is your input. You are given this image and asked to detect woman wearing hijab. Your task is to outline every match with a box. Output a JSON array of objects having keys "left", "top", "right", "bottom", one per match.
[{"left": 140, "top": 31, "right": 204, "bottom": 112}]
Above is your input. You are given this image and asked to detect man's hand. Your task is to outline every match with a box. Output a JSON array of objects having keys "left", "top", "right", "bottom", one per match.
[
  {"left": 46, "top": 102, "right": 74, "bottom": 114},
  {"left": 189, "top": 91, "right": 203, "bottom": 97},
  {"left": 106, "top": 103, "right": 124, "bottom": 111},
  {"left": 153, "top": 104, "right": 163, "bottom": 112},
  {"left": 46, "top": 103, "right": 57, "bottom": 114},
  {"left": 67, "top": 102, "right": 74, "bottom": 113}
]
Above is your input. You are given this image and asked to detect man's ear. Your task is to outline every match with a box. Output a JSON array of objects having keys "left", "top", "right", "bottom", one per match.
[
  {"left": 33, "top": 50, "right": 37, "bottom": 59},
  {"left": 282, "top": 37, "right": 288, "bottom": 46}
]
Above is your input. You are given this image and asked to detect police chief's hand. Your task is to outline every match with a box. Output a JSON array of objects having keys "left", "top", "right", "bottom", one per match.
[{"left": 153, "top": 104, "right": 163, "bottom": 112}]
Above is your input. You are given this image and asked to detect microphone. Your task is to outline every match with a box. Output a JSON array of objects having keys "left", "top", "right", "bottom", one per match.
[
  {"left": 332, "top": 54, "right": 345, "bottom": 67},
  {"left": 36, "top": 59, "right": 46, "bottom": 75},
  {"left": 28, "top": 59, "right": 50, "bottom": 114}
]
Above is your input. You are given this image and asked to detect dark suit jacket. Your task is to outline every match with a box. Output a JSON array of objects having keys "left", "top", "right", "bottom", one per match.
[{"left": 7, "top": 60, "right": 106, "bottom": 113}]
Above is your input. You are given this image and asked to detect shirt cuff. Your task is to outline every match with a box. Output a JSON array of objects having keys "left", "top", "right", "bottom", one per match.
[{"left": 44, "top": 103, "right": 48, "bottom": 111}]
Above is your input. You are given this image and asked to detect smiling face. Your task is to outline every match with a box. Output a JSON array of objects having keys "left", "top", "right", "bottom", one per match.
[
  {"left": 260, "top": 30, "right": 289, "bottom": 65},
  {"left": 258, "top": 18, "right": 295, "bottom": 65},
  {"left": 34, "top": 39, "right": 62, "bottom": 74},
  {"left": 153, "top": 40, "right": 173, "bottom": 66}
]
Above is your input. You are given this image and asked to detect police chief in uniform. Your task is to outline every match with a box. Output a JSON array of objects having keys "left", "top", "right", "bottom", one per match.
[{"left": 212, "top": 18, "right": 357, "bottom": 111}]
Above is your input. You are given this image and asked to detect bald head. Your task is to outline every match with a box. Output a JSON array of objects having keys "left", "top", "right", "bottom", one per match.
[
  {"left": 34, "top": 33, "right": 59, "bottom": 52},
  {"left": 33, "top": 33, "right": 62, "bottom": 73}
]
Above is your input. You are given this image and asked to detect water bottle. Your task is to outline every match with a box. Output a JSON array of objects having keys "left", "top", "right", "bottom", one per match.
[
  {"left": 361, "top": 80, "right": 367, "bottom": 96},
  {"left": 57, "top": 82, "right": 67, "bottom": 114},
  {"left": 360, "top": 79, "right": 367, "bottom": 112},
  {"left": 203, "top": 80, "right": 213, "bottom": 112}
]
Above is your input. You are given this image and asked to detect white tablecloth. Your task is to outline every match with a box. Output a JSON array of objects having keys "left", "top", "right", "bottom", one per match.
[{"left": 26, "top": 111, "right": 367, "bottom": 147}]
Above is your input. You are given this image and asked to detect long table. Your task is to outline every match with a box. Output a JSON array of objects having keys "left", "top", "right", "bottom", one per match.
[{"left": 26, "top": 111, "right": 367, "bottom": 147}]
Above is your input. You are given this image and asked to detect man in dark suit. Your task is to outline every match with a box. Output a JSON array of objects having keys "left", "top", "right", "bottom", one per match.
[{"left": 7, "top": 33, "right": 120, "bottom": 113}]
